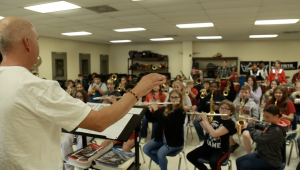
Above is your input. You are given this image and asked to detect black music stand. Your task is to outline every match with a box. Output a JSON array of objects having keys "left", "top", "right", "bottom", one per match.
[{"left": 62, "top": 106, "right": 146, "bottom": 170}]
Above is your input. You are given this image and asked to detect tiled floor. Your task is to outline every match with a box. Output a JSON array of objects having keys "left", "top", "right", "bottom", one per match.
[{"left": 61, "top": 107, "right": 300, "bottom": 170}]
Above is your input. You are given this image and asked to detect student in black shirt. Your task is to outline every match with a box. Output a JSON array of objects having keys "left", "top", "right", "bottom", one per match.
[
  {"left": 187, "top": 100, "right": 236, "bottom": 170},
  {"left": 193, "top": 81, "right": 226, "bottom": 145},
  {"left": 246, "top": 63, "right": 264, "bottom": 83},
  {"left": 222, "top": 79, "right": 237, "bottom": 102}
]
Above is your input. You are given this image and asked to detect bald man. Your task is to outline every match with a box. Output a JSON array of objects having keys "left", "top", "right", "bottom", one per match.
[{"left": 0, "top": 17, "right": 166, "bottom": 170}]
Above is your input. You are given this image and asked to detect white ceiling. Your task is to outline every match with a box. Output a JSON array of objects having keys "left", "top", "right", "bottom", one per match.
[{"left": 1, "top": 0, "right": 300, "bottom": 44}]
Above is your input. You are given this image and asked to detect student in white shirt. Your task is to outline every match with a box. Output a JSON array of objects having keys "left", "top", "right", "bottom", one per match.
[{"left": 0, "top": 16, "right": 166, "bottom": 170}]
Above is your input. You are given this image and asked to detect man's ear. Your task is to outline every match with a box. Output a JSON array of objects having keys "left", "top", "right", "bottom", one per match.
[{"left": 23, "top": 37, "right": 31, "bottom": 52}]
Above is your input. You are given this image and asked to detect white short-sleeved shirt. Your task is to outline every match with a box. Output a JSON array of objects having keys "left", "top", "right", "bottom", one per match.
[{"left": 0, "top": 66, "right": 91, "bottom": 170}]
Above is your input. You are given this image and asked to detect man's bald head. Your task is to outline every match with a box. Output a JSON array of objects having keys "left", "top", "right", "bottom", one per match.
[{"left": 0, "top": 17, "right": 36, "bottom": 53}]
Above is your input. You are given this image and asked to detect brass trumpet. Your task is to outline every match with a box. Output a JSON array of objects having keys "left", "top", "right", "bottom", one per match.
[
  {"left": 111, "top": 74, "right": 117, "bottom": 81},
  {"left": 159, "top": 63, "right": 165, "bottom": 68},
  {"left": 237, "top": 98, "right": 245, "bottom": 136},
  {"left": 152, "top": 65, "right": 157, "bottom": 70},
  {"left": 195, "top": 78, "right": 202, "bottom": 85},
  {"left": 223, "top": 86, "right": 229, "bottom": 96},
  {"left": 291, "top": 91, "right": 300, "bottom": 104}
]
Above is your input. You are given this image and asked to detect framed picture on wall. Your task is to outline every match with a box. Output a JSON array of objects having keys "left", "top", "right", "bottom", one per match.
[
  {"left": 271, "top": 61, "right": 298, "bottom": 70},
  {"left": 240, "top": 61, "right": 269, "bottom": 75}
]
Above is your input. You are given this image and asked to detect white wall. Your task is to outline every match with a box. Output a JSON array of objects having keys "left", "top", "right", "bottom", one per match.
[
  {"left": 193, "top": 40, "right": 300, "bottom": 80},
  {"left": 38, "top": 37, "right": 109, "bottom": 80},
  {"left": 108, "top": 43, "right": 183, "bottom": 78},
  {"left": 109, "top": 40, "right": 300, "bottom": 82}
]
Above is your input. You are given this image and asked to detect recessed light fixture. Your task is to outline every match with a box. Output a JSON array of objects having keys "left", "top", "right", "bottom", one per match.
[
  {"left": 176, "top": 23, "right": 214, "bottom": 28},
  {"left": 61, "top": 31, "right": 92, "bottom": 36},
  {"left": 24, "top": 1, "right": 81, "bottom": 13},
  {"left": 150, "top": 38, "right": 174, "bottom": 41},
  {"left": 110, "top": 40, "right": 132, "bottom": 43},
  {"left": 197, "top": 36, "right": 222, "bottom": 39},
  {"left": 0, "top": 16, "right": 4, "bottom": 20},
  {"left": 113, "top": 27, "right": 146, "bottom": 32},
  {"left": 255, "top": 19, "right": 299, "bottom": 25},
  {"left": 249, "top": 34, "right": 278, "bottom": 38}
]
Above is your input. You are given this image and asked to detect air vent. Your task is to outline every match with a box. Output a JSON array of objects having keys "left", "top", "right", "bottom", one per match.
[
  {"left": 86, "top": 5, "right": 118, "bottom": 13},
  {"left": 165, "top": 35, "right": 178, "bottom": 37},
  {"left": 283, "top": 31, "right": 299, "bottom": 34}
]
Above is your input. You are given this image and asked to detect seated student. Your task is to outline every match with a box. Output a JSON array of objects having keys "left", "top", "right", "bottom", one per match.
[
  {"left": 187, "top": 100, "right": 236, "bottom": 170},
  {"left": 164, "top": 81, "right": 192, "bottom": 142},
  {"left": 75, "top": 83, "right": 84, "bottom": 91},
  {"left": 229, "top": 65, "right": 239, "bottom": 82},
  {"left": 140, "top": 85, "right": 166, "bottom": 144},
  {"left": 102, "top": 79, "right": 121, "bottom": 104},
  {"left": 128, "top": 75, "right": 136, "bottom": 84},
  {"left": 236, "top": 104, "right": 289, "bottom": 170},
  {"left": 65, "top": 80, "right": 76, "bottom": 97},
  {"left": 264, "top": 79, "right": 280, "bottom": 104},
  {"left": 222, "top": 79, "right": 237, "bottom": 102},
  {"left": 61, "top": 90, "right": 93, "bottom": 170},
  {"left": 88, "top": 74, "right": 108, "bottom": 103},
  {"left": 186, "top": 80, "right": 198, "bottom": 126},
  {"left": 109, "top": 74, "right": 119, "bottom": 90},
  {"left": 193, "top": 81, "right": 226, "bottom": 146},
  {"left": 265, "top": 86, "right": 295, "bottom": 123},
  {"left": 241, "top": 75, "right": 262, "bottom": 115},
  {"left": 196, "top": 80, "right": 210, "bottom": 104},
  {"left": 230, "top": 85, "right": 259, "bottom": 153},
  {"left": 246, "top": 63, "right": 264, "bottom": 83},
  {"left": 117, "top": 76, "right": 128, "bottom": 95},
  {"left": 78, "top": 73, "right": 89, "bottom": 91},
  {"left": 143, "top": 90, "right": 186, "bottom": 170}
]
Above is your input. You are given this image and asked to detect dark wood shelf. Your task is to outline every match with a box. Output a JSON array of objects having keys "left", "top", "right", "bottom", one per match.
[{"left": 128, "top": 58, "right": 168, "bottom": 61}]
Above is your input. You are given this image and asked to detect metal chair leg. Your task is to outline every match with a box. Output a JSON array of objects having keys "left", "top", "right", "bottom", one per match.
[
  {"left": 178, "top": 152, "right": 182, "bottom": 170},
  {"left": 182, "top": 151, "right": 189, "bottom": 170},
  {"left": 228, "top": 160, "right": 232, "bottom": 170},
  {"left": 139, "top": 145, "right": 146, "bottom": 163},
  {"left": 190, "top": 126, "right": 194, "bottom": 139},
  {"left": 148, "top": 159, "right": 152, "bottom": 170},
  {"left": 287, "top": 140, "right": 294, "bottom": 165},
  {"left": 294, "top": 139, "right": 299, "bottom": 158}
]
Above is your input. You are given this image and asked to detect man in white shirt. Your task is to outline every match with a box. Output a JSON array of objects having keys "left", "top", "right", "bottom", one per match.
[{"left": 0, "top": 17, "right": 166, "bottom": 170}]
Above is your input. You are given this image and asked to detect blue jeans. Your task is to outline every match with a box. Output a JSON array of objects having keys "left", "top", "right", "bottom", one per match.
[
  {"left": 141, "top": 115, "right": 157, "bottom": 139},
  {"left": 236, "top": 153, "right": 277, "bottom": 170},
  {"left": 143, "top": 139, "right": 183, "bottom": 170},
  {"left": 193, "top": 119, "right": 205, "bottom": 141}
]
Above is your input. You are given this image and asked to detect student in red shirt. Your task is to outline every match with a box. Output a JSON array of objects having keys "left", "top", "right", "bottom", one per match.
[
  {"left": 186, "top": 80, "right": 198, "bottom": 126},
  {"left": 267, "top": 60, "right": 287, "bottom": 85},
  {"left": 230, "top": 66, "right": 239, "bottom": 83},
  {"left": 265, "top": 85, "right": 295, "bottom": 123},
  {"left": 140, "top": 85, "right": 167, "bottom": 143}
]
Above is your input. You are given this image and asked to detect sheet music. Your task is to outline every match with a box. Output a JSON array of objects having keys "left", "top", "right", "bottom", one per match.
[
  {"left": 76, "top": 114, "right": 133, "bottom": 139},
  {"left": 77, "top": 103, "right": 143, "bottom": 139}
]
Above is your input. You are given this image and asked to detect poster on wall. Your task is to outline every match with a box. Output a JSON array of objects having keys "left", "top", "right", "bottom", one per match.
[
  {"left": 271, "top": 61, "right": 298, "bottom": 70},
  {"left": 240, "top": 61, "right": 269, "bottom": 75}
]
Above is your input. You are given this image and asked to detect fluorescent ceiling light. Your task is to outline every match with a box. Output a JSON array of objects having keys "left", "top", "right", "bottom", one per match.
[
  {"left": 249, "top": 35, "right": 278, "bottom": 38},
  {"left": 150, "top": 38, "right": 174, "bottom": 41},
  {"left": 176, "top": 23, "right": 214, "bottom": 28},
  {"left": 24, "top": 1, "right": 81, "bottom": 13},
  {"left": 197, "top": 36, "right": 222, "bottom": 39},
  {"left": 114, "top": 28, "right": 146, "bottom": 32},
  {"left": 0, "top": 16, "right": 4, "bottom": 20},
  {"left": 110, "top": 40, "right": 132, "bottom": 43},
  {"left": 255, "top": 19, "right": 299, "bottom": 25},
  {"left": 62, "top": 31, "right": 92, "bottom": 36}
]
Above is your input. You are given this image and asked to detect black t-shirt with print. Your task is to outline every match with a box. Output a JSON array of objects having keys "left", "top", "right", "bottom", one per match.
[{"left": 203, "top": 116, "right": 236, "bottom": 152}]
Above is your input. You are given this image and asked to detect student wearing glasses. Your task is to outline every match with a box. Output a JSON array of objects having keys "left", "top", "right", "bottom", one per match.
[{"left": 187, "top": 100, "right": 236, "bottom": 170}]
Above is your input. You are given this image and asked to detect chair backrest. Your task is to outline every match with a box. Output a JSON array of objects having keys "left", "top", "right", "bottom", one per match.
[{"left": 292, "top": 114, "right": 297, "bottom": 130}]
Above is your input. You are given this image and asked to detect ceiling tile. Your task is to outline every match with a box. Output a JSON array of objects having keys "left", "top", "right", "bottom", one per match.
[
  {"left": 201, "top": 0, "right": 262, "bottom": 9},
  {"left": 0, "top": 8, "right": 38, "bottom": 17},
  {"left": 147, "top": 3, "right": 203, "bottom": 13}
]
